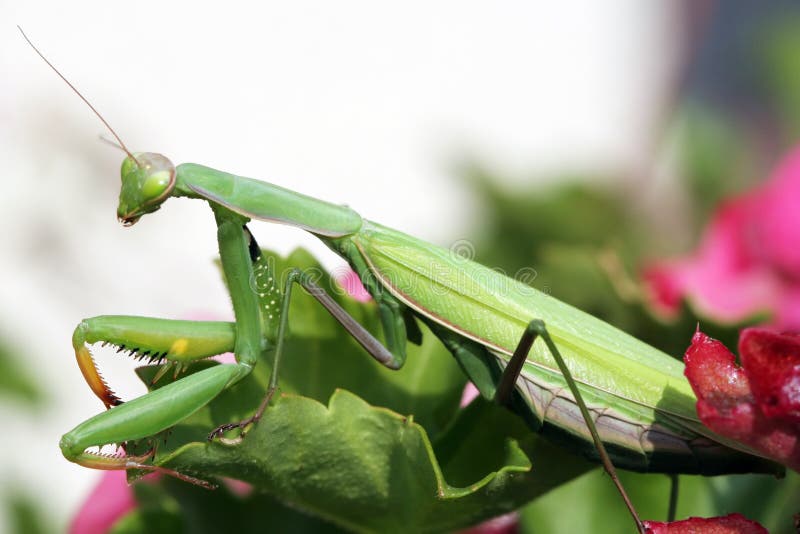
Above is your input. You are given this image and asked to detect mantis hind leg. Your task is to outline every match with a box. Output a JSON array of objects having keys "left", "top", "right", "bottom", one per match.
[
  {"left": 208, "top": 266, "right": 402, "bottom": 443},
  {"left": 497, "top": 319, "right": 645, "bottom": 533}
]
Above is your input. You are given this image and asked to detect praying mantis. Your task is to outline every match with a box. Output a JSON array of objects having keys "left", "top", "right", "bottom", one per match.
[{"left": 21, "top": 29, "right": 780, "bottom": 533}]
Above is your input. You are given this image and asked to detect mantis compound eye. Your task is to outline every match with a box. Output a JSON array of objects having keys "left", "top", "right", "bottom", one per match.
[
  {"left": 142, "top": 169, "right": 172, "bottom": 200},
  {"left": 134, "top": 153, "right": 176, "bottom": 205}
]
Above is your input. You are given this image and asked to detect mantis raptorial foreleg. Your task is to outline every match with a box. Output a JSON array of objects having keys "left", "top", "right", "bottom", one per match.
[
  {"left": 213, "top": 209, "right": 263, "bottom": 371},
  {"left": 73, "top": 316, "right": 236, "bottom": 408},
  {"left": 495, "top": 319, "right": 644, "bottom": 533},
  {"left": 60, "top": 208, "right": 261, "bottom": 480}
]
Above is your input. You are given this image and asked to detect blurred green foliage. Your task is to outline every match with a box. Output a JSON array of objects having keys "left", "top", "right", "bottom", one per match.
[
  {"left": 0, "top": 335, "right": 43, "bottom": 406},
  {"left": 7, "top": 493, "right": 52, "bottom": 534},
  {"left": 462, "top": 168, "right": 745, "bottom": 354},
  {"left": 0, "top": 340, "right": 48, "bottom": 534},
  {"left": 759, "top": 15, "right": 800, "bottom": 141}
]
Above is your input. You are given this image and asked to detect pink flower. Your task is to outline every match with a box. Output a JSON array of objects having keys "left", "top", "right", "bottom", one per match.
[
  {"left": 336, "top": 269, "right": 372, "bottom": 303},
  {"left": 69, "top": 471, "right": 137, "bottom": 534},
  {"left": 683, "top": 328, "right": 800, "bottom": 471},
  {"left": 457, "top": 513, "right": 519, "bottom": 534},
  {"left": 643, "top": 146, "right": 800, "bottom": 329},
  {"left": 643, "top": 512, "right": 768, "bottom": 533},
  {"left": 460, "top": 382, "right": 480, "bottom": 406}
]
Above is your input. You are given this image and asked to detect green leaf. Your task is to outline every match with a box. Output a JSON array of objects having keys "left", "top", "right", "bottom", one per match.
[{"left": 150, "top": 391, "right": 586, "bottom": 533}]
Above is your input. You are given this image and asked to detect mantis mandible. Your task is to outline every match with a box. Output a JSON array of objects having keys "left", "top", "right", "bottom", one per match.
[{"left": 21, "top": 29, "right": 779, "bottom": 533}]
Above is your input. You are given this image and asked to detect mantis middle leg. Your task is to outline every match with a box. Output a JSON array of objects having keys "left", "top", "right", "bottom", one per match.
[{"left": 208, "top": 259, "right": 406, "bottom": 442}]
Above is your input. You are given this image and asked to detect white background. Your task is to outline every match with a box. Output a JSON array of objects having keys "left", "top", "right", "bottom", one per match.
[{"left": 0, "top": 2, "right": 675, "bottom": 529}]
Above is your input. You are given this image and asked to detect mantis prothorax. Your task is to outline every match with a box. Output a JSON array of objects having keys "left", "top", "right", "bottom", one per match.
[{"left": 21, "top": 27, "right": 780, "bottom": 533}]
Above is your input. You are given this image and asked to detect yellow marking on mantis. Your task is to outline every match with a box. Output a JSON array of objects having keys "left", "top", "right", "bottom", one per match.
[{"left": 169, "top": 338, "right": 190, "bottom": 357}]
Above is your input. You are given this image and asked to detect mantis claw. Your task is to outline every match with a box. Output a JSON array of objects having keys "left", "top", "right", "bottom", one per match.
[
  {"left": 207, "top": 386, "right": 278, "bottom": 444},
  {"left": 207, "top": 419, "right": 253, "bottom": 445},
  {"left": 122, "top": 447, "right": 217, "bottom": 490},
  {"left": 75, "top": 342, "right": 123, "bottom": 409},
  {"left": 59, "top": 442, "right": 212, "bottom": 488}
]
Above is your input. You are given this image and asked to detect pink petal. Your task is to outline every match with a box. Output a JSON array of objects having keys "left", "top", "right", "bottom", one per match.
[
  {"left": 69, "top": 471, "right": 136, "bottom": 534},
  {"left": 684, "top": 331, "right": 753, "bottom": 413},
  {"left": 222, "top": 477, "right": 253, "bottom": 497},
  {"left": 458, "top": 513, "right": 518, "bottom": 534},
  {"left": 643, "top": 513, "right": 768, "bottom": 533},
  {"left": 641, "top": 264, "right": 686, "bottom": 318},
  {"left": 739, "top": 328, "right": 800, "bottom": 421},
  {"left": 642, "top": 145, "right": 800, "bottom": 329},
  {"left": 336, "top": 269, "right": 372, "bottom": 303},
  {"left": 643, "top": 198, "right": 778, "bottom": 323},
  {"left": 774, "top": 285, "right": 800, "bottom": 331},
  {"left": 684, "top": 331, "right": 800, "bottom": 471},
  {"left": 753, "top": 146, "right": 800, "bottom": 279},
  {"left": 460, "top": 382, "right": 480, "bottom": 407}
]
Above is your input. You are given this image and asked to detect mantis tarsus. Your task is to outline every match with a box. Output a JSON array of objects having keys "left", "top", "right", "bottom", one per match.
[{"left": 22, "top": 28, "right": 780, "bottom": 533}]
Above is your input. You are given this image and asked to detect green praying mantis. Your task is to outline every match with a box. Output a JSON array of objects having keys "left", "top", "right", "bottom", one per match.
[{"left": 22, "top": 29, "right": 780, "bottom": 533}]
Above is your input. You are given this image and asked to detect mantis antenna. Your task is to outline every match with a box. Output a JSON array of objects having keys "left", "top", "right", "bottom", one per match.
[
  {"left": 98, "top": 134, "right": 128, "bottom": 153},
  {"left": 18, "top": 26, "right": 141, "bottom": 167}
]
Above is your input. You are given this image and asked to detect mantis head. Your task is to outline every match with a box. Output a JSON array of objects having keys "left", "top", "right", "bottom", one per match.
[
  {"left": 117, "top": 153, "right": 177, "bottom": 226},
  {"left": 17, "top": 28, "right": 176, "bottom": 227}
]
